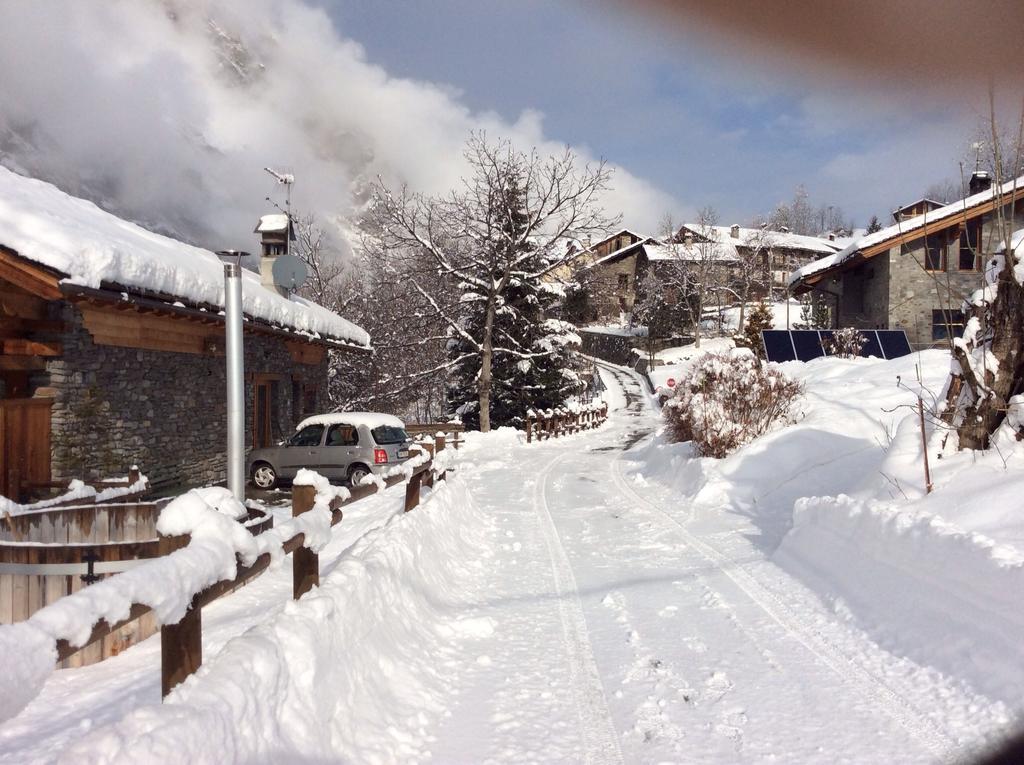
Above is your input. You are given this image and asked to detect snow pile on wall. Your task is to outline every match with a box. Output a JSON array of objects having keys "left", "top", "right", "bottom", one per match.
[
  {"left": 55, "top": 477, "right": 492, "bottom": 764},
  {"left": 775, "top": 494, "right": 1024, "bottom": 701},
  {"left": 0, "top": 166, "right": 369, "bottom": 347}
]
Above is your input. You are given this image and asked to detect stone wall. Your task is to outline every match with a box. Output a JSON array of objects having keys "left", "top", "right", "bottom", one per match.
[
  {"left": 588, "top": 253, "right": 639, "bottom": 321},
  {"left": 47, "top": 304, "right": 329, "bottom": 490},
  {"left": 579, "top": 329, "right": 639, "bottom": 365}
]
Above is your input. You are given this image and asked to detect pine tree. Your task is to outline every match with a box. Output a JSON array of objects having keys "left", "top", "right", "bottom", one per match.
[
  {"left": 736, "top": 300, "right": 774, "bottom": 359},
  {"left": 447, "top": 174, "right": 584, "bottom": 430},
  {"left": 866, "top": 215, "right": 883, "bottom": 234}
]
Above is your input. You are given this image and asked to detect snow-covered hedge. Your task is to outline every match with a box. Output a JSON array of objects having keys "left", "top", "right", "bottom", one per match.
[{"left": 663, "top": 352, "right": 803, "bottom": 457}]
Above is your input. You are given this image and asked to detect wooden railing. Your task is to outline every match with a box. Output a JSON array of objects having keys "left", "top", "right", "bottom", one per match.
[
  {"left": 43, "top": 435, "right": 450, "bottom": 699},
  {"left": 405, "top": 422, "right": 465, "bottom": 450},
  {"left": 525, "top": 403, "right": 608, "bottom": 443}
]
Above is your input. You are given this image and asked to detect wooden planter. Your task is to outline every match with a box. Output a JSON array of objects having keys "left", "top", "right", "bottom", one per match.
[{"left": 0, "top": 501, "right": 273, "bottom": 668}]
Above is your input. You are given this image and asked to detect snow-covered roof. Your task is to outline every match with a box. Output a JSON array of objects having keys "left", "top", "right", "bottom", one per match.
[
  {"left": 789, "top": 174, "right": 1024, "bottom": 289},
  {"left": 589, "top": 228, "right": 647, "bottom": 250},
  {"left": 680, "top": 224, "right": 841, "bottom": 255},
  {"left": 0, "top": 167, "right": 369, "bottom": 348},
  {"left": 296, "top": 412, "right": 405, "bottom": 431},
  {"left": 643, "top": 241, "right": 738, "bottom": 262},
  {"left": 587, "top": 236, "right": 658, "bottom": 268},
  {"left": 255, "top": 214, "right": 290, "bottom": 234}
]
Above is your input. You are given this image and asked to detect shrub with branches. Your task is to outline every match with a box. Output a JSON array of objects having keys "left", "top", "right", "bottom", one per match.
[
  {"left": 663, "top": 352, "right": 803, "bottom": 457},
  {"left": 822, "top": 328, "right": 866, "bottom": 358}
]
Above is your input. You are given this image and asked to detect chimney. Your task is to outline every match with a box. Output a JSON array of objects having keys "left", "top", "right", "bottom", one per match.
[
  {"left": 730, "top": 224, "right": 740, "bottom": 239},
  {"left": 828, "top": 232, "right": 836, "bottom": 241},
  {"left": 254, "top": 214, "right": 294, "bottom": 295},
  {"left": 969, "top": 170, "right": 992, "bottom": 195}
]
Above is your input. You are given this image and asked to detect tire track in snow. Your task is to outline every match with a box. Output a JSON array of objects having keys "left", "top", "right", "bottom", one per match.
[
  {"left": 532, "top": 452, "right": 626, "bottom": 765},
  {"left": 600, "top": 366, "right": 957, "bottom": 758}
]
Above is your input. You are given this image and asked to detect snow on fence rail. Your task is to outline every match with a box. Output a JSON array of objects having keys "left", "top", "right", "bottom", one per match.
[
  {"left": 525, "top": 402, "right": 608, "bottom": 443},
  {"left": 0, "top": 436, "right": 452, "bottom": 722}
]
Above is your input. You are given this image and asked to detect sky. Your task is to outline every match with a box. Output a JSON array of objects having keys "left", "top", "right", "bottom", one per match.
[{"left": 0, "top": 0, "right": 1006, "bottom": 253}]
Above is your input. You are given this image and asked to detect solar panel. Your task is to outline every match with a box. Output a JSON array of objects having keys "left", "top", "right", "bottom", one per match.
[
  {"left": 859, "top": 330, "right": 884, "bottom": 359},
  {"left": 792, "top": 331, "right": 825, "bottom": 361},
  {"left": 761, "top": 328, "right": 912, "bottom": 363},
  {"left": 878, "top": 330, "right": 912, "bottom": 359},
  {"left": 762, "top": 330, "right": 796, "bottom": 362}
]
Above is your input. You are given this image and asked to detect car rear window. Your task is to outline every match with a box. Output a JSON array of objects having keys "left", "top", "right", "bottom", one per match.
[{"left": 371, "top": 425, "right": 408, "bottom": 445}]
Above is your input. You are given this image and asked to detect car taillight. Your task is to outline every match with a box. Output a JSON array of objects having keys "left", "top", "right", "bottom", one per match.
[{"left": 373, "top": 448, "right": 388, "bottom": 464}]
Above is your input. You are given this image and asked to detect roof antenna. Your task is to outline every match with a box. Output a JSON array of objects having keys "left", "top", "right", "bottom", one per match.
[
  {"left": 971, "top": 142, "right": 984, "bottom": 172},
  {"left": 264, "top": 167, "right": 294, "bottom": 257}
]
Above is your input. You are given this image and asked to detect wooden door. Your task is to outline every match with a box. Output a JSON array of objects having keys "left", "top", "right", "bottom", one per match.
[
  {"left": 0, "top": 398, "right": 52, "bottom": 500},
  {"left": 253, "top": 380, "right": 273, "bottom": 449}
]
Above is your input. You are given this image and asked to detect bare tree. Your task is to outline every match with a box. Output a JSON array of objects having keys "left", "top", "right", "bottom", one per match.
[
  {"left": 660, "top": 208, "right": 727, "bottom": 348},
  {"left": 367, "top": 133, "right": 615, "bottom": 431},
  {"left": 294, "top": 213, "right": 347, "bottom": 310}
]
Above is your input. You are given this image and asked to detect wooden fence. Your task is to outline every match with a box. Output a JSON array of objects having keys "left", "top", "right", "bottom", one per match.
[
  {"left": 525, "top": 404, "right": 608, "bottom": 443},
  {"left": 0, "top": 496, "right": 274, "bottom": 666},
  {"left": 39, "top": 434, "right": 449, "bottom": 698},
  {"left": 405, "top": 422, "right": 465, "bottom": 450}
]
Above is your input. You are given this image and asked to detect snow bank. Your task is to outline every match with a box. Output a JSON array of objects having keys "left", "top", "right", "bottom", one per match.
[
  {"left": 0, "top": 167, "right": 369, "bottom": 347},
  {"left": 640, "top": 347, "right": 1024, "bottom": 702},
  {"left": 56, "top": 477, "right": 493, "bottom": 764},
  {"left": 776, "top": 495, "right": 1024, "bottom": 702}
]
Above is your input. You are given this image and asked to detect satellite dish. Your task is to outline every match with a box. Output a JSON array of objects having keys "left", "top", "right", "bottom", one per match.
[{"left": 271, "top": 254, "right": 308, "bottom": 291}]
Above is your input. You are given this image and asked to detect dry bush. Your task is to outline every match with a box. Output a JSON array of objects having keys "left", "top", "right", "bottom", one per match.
[{"left": 663, "top": 352, "right": 803, "bottom": 457}]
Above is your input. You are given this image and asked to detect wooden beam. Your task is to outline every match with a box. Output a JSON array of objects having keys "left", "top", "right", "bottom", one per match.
[
  {"left": 286, "top": 340, "right": 326, "bottom": 366},
  {"left": 3, "top": 339, "right": 61, "bottom": 357},
  {"left": 0, "top": 289, "right": 47, "bottom": 321},
  {"left": 0, "top": 356, "right": 47, "bottom": 371},
  {"left": 0, "top": 247, "right": 63, "bottom": 300}
]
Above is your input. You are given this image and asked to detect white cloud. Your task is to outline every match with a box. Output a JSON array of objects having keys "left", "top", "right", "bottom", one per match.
[{"left": 0, "top": 0, "right": 677, "bottom": 251}]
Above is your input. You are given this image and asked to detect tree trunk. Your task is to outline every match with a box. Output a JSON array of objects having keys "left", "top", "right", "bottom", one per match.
[
  {"left": 953, "top": 267, "right": 1024, "bottom": 449},
  {"left": 737, "top": 288, "right": 748, "bottom": 334},
  {"left": 478, "top": 296, "right": 497, "bottom": 433}
]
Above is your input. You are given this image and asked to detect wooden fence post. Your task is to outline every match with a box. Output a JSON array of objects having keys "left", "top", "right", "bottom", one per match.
[
  {"left": 435, "top": 434, "right": 447, "bottom": 482},
  {"left": 292, "top": 484, "right": 319, "bottom": 599},
  {"left": 405, "top": 470, "right": 423, "bottom": 512},
  {"left": 526, "top": 415, "right": 533, "bottom": 443},
  {"left": 128, "top": 465, "right": 140, "bottom": 485},
  {"left": 159, "top": 532, "right": 200, "bottom": 698},
  {"left": 419, "top": 441, "right": 436, "bottom": 488}
]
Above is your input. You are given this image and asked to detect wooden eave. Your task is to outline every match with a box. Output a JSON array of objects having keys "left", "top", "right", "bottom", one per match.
[
  {"left": 61, "top": 283, "right": 370, "bottom": 353},
  {"left": 795, "top": 183, "right": 1024, "bottom": 289},
  {"left": 0, "top": 246, "right": 64, "bottom": 301}
]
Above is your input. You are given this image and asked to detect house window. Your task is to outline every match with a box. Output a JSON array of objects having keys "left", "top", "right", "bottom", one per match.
[
  {"left": 617, "top": 274, "right": 629, "bottom": 290},
  {"left": 924, "top": 235, "right": 945, "bottom": 271},
  {"left": 932, "top": 309, "right": 965, "bottom": 341},
  {"left": 959, "top": 220, "right": 982, "bottom": 271}
]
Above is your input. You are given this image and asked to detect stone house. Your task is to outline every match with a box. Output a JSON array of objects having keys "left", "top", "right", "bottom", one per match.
[
  {"left": 675, "top": 223, "right": 841, "bottom": 294},
  {"left": 789, "top": 171, "right": 1024, "bottom": 349},
  {"left": 0, "top": 167, "right": 370, "bottom": 496},
  {"left": 581, "top": 237, "right": 739, "bottom": 323}
]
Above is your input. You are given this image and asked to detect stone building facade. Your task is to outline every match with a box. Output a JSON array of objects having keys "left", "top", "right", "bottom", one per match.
[
  {"left": 793, "top": 174, "right": 1024, "bottom": 349},
  {"left": 47, "top": 304, "right": 330, "bottom": 490}
]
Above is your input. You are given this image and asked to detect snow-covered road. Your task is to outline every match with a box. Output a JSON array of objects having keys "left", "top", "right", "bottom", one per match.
[
  {"left": 431, "top": 364, "right": 1000, "bottom": 764},
  {"left": 1, "top": 363, "right": 1011, "bottom": 764}
]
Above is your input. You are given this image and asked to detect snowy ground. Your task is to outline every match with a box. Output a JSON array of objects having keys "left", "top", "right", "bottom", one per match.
[{"left": 1, "top": 357, "right": 1021, "bottom": 763}]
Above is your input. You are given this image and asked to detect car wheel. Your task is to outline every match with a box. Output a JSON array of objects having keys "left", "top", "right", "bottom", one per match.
[
  {"left": 348, "top": 464, "right": 370, "bottom": 487},
  {"left": 251, "top": 463, "right": 278, "bottom": 489}
]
